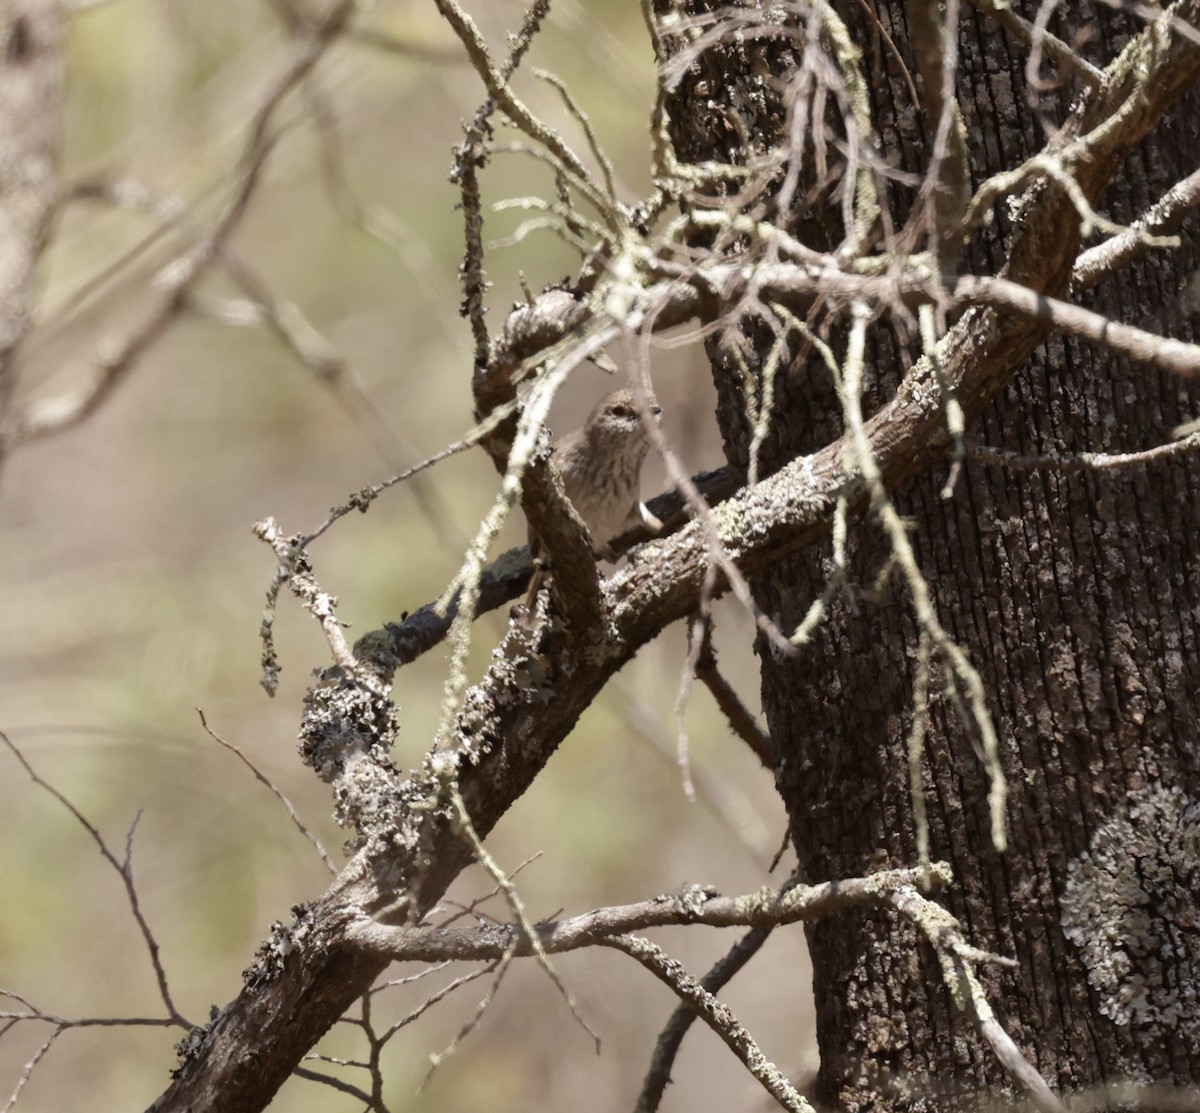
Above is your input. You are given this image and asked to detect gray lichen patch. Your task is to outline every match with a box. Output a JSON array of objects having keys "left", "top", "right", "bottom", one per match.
[{"left": 1060, "top": 784, "right": 1200, "bottom": 1046}]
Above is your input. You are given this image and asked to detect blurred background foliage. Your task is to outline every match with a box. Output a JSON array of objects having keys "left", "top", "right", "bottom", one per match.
[{"left": 0, "top": 1, "right": 813, "bottom": 1109}]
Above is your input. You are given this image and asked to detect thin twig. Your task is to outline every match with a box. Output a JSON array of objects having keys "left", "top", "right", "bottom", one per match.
[
  {"left": 379, "top": 964, "right": 496, "bottom": 1044},
  {"left": 674, "top": 580, "right": 715, "bottom": 804},
  {"left": 432, "top": 0, "right": 612, "bottom": 222},
  {"left": 966, "top": 434, "right": 1200, "bottom": 471},
  {"left": 291, "top": 1065, "right": 374, "bottom": 1103},
  {"left": 694, "top": 621, "right": 776, "bottom": 769},
  {"left": 421, "top": 943, "right": 517, "bottom": 1087},
  {"left": 4, "top": 1027, "right": 59, "bottom": 1113},
  {"left": 196, "top": 709, "right": 336, "bottom": 874},
  {"left": 0, "top": 730, "right": 188, "bottom": 1026},
  {"left": 906, "top": 630, "right": 934, "bottom": 873},
  {"left": 436, "top": 852, "right": 544, "bottom": 928},
  {"left": 634, "top": 926, "right": 774, "bottom": 1113},
  {"left": 604, "top": 934, "right": 814, "bottom": 1113},
  {"left": 840, "top": 304, "right": 1008, "bottom": 851}
]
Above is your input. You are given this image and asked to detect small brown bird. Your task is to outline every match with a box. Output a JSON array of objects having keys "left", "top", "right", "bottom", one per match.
[
  {"left": 548, "top": 387, "right": 663, "bottom": 558},
  {"left": 523, "top": 388, "right": 662, "bottom": 614}
]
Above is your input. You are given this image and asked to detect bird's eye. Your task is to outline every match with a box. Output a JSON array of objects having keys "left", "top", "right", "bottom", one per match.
[{"left": 610, "top": 404, "right": 631, "bottom": 418}]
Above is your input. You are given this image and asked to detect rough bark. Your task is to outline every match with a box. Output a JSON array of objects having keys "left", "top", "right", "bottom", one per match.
[{"left": 659, "top": 0, "right": 1200, "bottom": 1109}]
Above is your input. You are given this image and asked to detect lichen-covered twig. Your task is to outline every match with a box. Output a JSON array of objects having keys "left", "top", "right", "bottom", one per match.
[
  {"left": 254, "top": 516, "right": 369, "bottom": 694},
  {"left": 634, "top": 926, "right": 774, "bottom": 1113},
  {"left": 605, "top": 934, "right": 814, "bottom": 1113}
]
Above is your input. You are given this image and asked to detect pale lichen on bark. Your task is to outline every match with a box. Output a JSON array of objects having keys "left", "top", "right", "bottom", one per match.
[{"left": 1061, "top": 783, "right": 1200, "bottom": 1054}]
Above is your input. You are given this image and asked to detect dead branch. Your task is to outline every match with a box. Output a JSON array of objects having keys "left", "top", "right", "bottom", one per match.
[
  {"left": 694, "top": 621, "right": 776, "bottom": 769},
  {"left": 1, "top": 731, "right": 188, "bottom": 1028},
  {"left": 349, "top": 868, "right": 944, "bottom": 960},
  {"left": 634, "top": 926, "right": 774, "bottom": 1113},
  {"left": 604, "top": 933, "right": 814, "bottom": 1113}
]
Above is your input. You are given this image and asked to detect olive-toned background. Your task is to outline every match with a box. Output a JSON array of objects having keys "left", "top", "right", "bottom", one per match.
[{"left": 0, "top": 2, "right": 812, "bottom": 1110}]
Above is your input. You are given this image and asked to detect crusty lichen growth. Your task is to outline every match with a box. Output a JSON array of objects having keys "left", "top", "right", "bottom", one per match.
[
  {"left": 299, "top": 667, "right": 403, "bottom": 847},
  {"left": 1061, "top": 783, "right": 1200, "bottom": 1049},
  {"left": 242, "top": 906, "right": 310, "bottom": 989}
]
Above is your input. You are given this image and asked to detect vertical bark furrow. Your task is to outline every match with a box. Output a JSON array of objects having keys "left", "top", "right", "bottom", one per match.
[{"left": 660, "top": 0, "right": 1200, "bottom": 1106}]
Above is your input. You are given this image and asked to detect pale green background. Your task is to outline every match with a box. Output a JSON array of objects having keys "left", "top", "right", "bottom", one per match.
[{"left": 0, "top": 2, "right": 814, "bottom": 1109}]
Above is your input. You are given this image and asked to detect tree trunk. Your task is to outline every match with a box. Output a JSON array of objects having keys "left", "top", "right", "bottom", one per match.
[{"left": 660, "top": 0, "right": 1200, "bottom": 1108}]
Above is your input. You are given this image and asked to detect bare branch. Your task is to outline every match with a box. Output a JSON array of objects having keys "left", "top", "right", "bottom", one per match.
[
  {"left": 634, "top": 926, "right": 774, "bottom": 1113},
  {"left": 290, "top": 1065, "right": 373, "bottom": 1104},
  {"left": 605, "top": 933, "right": 814, "bottom": 1113},
  {"left": 1073, "top": 166, "right": 1200, "bottom": 289},
  {"left": 954, "top": 273, "right": 1200, "bottom": 378},
  {"left": 886, "top": 886, "right": 1066, "bottom": 1113},
  {"left": 694, "top": 622, "right": 776, "bottom": 769},
  {"left": 431, "top": 0, "right": 611, "bottom": 222},
  {"left": 906, "top": 0, "right": 970, "bottom": 266},
  {"left": 349, "top": 867, "right": 949, "bottom": 960},
  {"left": 253, "top": 517, "right": 369, "bottom": 690},
  {"left": 196, "top": 710, "right": 336, "bottom": 874},
  {"left": 451, "top": 0, "right": 554, "bottom": 372},
  {"left": 0, "top": 731, "right": 188, "bottom": 1027},
  {"left": 964, "top": 0, "right": 1107, "bottom": 91},
  {"left": 4, "top": 1026, "right": 59, "bottom": 1113},
  {"left": 967, "top": 433, "right": 1200, "bottom": 471}
]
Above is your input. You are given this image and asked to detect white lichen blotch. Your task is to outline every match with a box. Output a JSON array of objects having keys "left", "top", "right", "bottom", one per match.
[{"left": 1060, "top": 783, "right": 1200, "bottom": 1046}]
